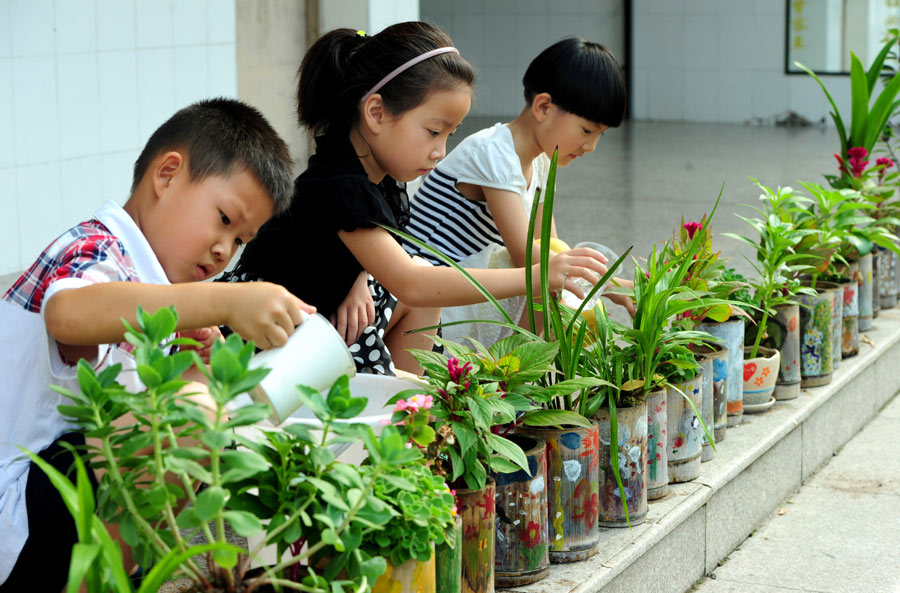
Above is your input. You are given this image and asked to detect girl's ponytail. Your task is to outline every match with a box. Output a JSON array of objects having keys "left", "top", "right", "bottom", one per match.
[
  {"left": 297, "top": 22, "right": 475, "bottom": 137},
  {"left": 297, "top": 28, "right": 368, "bottom": 136}
]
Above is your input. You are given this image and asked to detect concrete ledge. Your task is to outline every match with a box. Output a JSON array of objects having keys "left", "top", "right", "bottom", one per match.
[{"left": 509, "top": 308, "right": 900, "bottom": 593}]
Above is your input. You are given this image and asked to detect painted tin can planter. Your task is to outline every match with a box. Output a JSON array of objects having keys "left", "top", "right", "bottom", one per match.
[
  {"left": 819, "top": 281, "right": 843, "bottom": 370},
  {"left": 771, "top": 304, "right": 801, "bottom": 400},
  {"left": 742, "top": 346, "right": 780, "bottom": 406},
  {"left": 667, "top": 375, "right": 703, "bottom": 483},
  {"left": 858, "top": 253, "right": 874, "bottom": 331},
  {"left": 872, "top": 251, "right": 881, "bottom": 319},
  {"left": 645, "top": 386, "right": 668, "bottom": 500},
  {"left": 695, "top": 352, "right": 716, "bottom": 462},
  {"left": 435, "top": 516, "right": 462, "bottom": 593},
  {"left": 841, "top": 276, "right": 860, "bottom": 358},
  {"left": 697, "top": 319, "right": 744, "bottom": 427},
  {"left": 519, "top": 424, "right": 599, "bottom": 562},
  {"left": 372, "top": 549, "right": 436, "bottom": 593},
  {"left": 492, "top": 435, "right": 549, "bottom": 587},
  {"left": 798, "top": 287, "right": 834, "bottom": 387},
  {"left": 879, "top": 247, "right": 897, "bottom": 309},
  {"left": 457, "top": 478, "right": 496, "bottom": 593},
  {"left": 597, "top": 401, "right": 648, "bottom": 526}
]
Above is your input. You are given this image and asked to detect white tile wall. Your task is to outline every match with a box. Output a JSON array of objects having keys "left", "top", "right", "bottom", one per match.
[
  {"left": 632, "top": 0, "right": 852, "bottom": 123},
  {"left": 422, "top": 0, "right": 626, "bottom": 117},
  {"left": 0, "top": 0, "right": 238, "bottom": 276}
]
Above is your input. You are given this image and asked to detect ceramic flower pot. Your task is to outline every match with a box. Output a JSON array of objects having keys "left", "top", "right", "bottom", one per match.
[
  {"left": 770, "top": 304, "right": 801, "bottom": 400},
  {"left": 645, "top": 386, "right": 668, "bottom": 500},
  {"left": 798, "top": 287, "right": 834, "bottom": 388},
  {"left": 697, "top": 319, "right": 744, "bottom": 427},
  {"left": 597, "top": 400, "right": 649, "bottom": 526},
  {"left": 858, "top": 253, "right": 874, "bottom": 331},
  {"left": 689, "top": 344, "right": 729, "bottom": 444},
  {"left": 692, "top": 350, "right": 717, "bottom": 462},
  {"left": 742, "top": 346, "right": 780, "bottom": 406},
  {"left": 457, "top": 478, "right": 496, "bottom": 593},
  {"left": 840, "top": 273, "right": 860, "bottom": 358},
  {"left": 492, "top": 435, "right": 549, "bottom": 587},
  {"left": 878, "top": 247, "right": 897, "bottom": 308},
  {"left": 667, "top": 375, "right": 703, "bottom": 483},
  {"left": 372, "top": 548, "right": 436, "bottom": 593},
  {"left": 814, "top": 281, "right": 843, "bottom": 370},
  {"left": 517, "top": 423, "right": 599, "bottom": 562},
  {"left": 435, "top": 516, "right": 462, "bottom": 593}
]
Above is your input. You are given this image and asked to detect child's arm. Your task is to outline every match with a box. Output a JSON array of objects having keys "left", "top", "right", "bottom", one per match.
[
  {"left": 483, "top": 188, "right": 558, "bottom": 267},
  {"left": 332, "top": 270, "right": 376, "bottom": 345},
  {"left": 44, "top": 281, "right": 314, "bottom": 353},
  {"left": 339, "top": 227, "right": 607, "bottom": 308}
]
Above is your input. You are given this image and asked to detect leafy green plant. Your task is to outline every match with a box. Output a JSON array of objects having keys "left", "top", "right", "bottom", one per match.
[
  {"left": 796, "top": 32, "right": 900, "bottom": 188},
  {"left": 41, "top": 306, "right": 448, "bottom": 593},
  {"left": 723, "top": 179, "right": 819, "bottom": 358}
]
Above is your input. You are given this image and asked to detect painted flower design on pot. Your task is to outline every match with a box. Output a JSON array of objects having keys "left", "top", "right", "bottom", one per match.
[
  {"left": 520, "top": 521, "right": 542, "bottom": 549},
  {"left": 671, "top": 433, "right": 685, "bottom": 454}
]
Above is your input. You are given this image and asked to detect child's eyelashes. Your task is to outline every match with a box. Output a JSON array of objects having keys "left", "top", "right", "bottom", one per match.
[{"left": 220, "top": 210, "right": 231, "bottom": 225}]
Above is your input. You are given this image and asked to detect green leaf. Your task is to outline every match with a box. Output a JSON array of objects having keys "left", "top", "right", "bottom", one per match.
[
  {"left": 195, "top": 486, "right": 225, "bottom": 522},
  {"left": 136, "top": 364, "right": 162, "bottom": 388},
  {"left": 200, "top": 430, "right": 232, "bottom": 450},
  {"left": 221, "top": 449, "right": 269, "bottom": 483},
  {"left": 296, "top": 385, "right": 331, "bottom": 422},
  {"left": 520, "top": 408, "right": 593, "bottom": 428},
  {"left": 176, "top": 507, "right": 202, "bottom": 529},
  {"left": 66, "top": 543, "right": 100, "bottom": 593},
  {"left": 486, "top": 433, "right": 530, "bottom": 474},
  {"left": 223, "top": 510, "right": 263, "bottom": 536},
  {"left": 489, "top": 455, "right": 521, "bottom": 474}
]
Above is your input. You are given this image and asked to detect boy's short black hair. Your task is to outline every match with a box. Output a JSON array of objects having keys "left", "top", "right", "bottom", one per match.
[
  {"left": 523, "top": 38, "right": 627, "bottom": 128},
  {"left": 131, "top": 98, "right": 294, "bottom": 214}
]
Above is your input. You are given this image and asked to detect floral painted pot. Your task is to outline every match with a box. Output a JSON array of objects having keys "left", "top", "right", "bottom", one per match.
[
  {"left": 840, "top": 274, "right": 860, "bottom": 358},
  {"left": 518, "top": 424, "right": 599, "bottom": 562},
  {"left": 457, "top": 478, "right": 496, "bottom": 593},
  {"left": 372, "top": 549, "right": 436, "bottom": 593},
  {"left": 667, "top": 375, "right": 703, "bottom": 483},
  {"left": 745, "top": 304, "right": 801, "bottom": 401},
  {"left": 694, "top": 350, "right": 716, "bottom": 462},
  {"left": 743, "top": 346, "right": 780, "bottom": 406},
  {"left": 858, "top": 253, "right": 874, "bottom": 331},
  {"left": 878, "top": 247, "right": 897, "bottom": 309},
  {"left": 435, "top": 516, "right": 462, "bottom": 593},
  {"left": 872, "top": 252, "right": 881, "bottom": 319},
  {"left": 697, "top": 319, "right": 744, "bottom": 427},
  {"left": 597, "top": 401, "right": 648, "bottom": 526},
  {"left": 645, "top": 386, "right": 668, "bottom": 500},
  {"left": 492, "top": 435, "right": 549, "bottom": 587},
  {"left": 818, "top": 281, "right": 843, "bottom": 370},
  {"left": 798, "top": 288, "right": 834, "bottom": 388}
]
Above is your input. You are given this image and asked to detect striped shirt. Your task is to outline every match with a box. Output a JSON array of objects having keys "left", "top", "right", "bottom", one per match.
[{"left": 402, "top": 123, "right": 548, "bottom": 266}]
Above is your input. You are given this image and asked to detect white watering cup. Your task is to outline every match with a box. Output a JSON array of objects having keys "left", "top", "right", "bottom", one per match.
[
  {"left": 561, "top": 241, "right": 619, "bottom": 311},
  {"left": 247, "top": 312, "right": 356, "bottom": 425}
]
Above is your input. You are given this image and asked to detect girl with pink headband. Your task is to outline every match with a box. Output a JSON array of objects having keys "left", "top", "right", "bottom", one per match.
[{"left": 225, "top": 22, "right": 610, "bottom": 376}]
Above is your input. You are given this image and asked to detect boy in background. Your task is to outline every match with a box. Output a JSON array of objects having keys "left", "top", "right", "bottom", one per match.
[{"left": 0, "top": 98, "right": 314, "bottom": 590}]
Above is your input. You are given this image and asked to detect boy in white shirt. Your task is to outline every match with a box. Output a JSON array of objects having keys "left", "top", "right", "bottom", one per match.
[{"left": 0, "top": 98, "right": 314, "bottom": 590}]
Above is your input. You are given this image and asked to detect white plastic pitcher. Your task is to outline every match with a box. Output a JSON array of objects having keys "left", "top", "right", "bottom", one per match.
[
  {"left": 247, "top": 312, "right": 357, "bottom": 425},
  {"left": 561, "top": 241, "right": 619, "bottom": 311}
]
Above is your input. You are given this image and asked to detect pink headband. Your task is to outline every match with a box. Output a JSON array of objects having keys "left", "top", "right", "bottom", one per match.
[{"left": 361, "top": 47, "right": 460, "bottom": 102}]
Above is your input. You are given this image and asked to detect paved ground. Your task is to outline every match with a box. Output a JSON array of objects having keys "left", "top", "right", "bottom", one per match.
[{"left": 690, "top": 393, "right": 900, "bottom": 593}]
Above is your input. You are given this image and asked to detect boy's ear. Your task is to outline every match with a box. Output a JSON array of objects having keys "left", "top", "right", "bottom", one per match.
[
  {"left": 152, "top": 152, "right": 185, "bottom": 198},
  {"left": 532, "top": 92, "right": 553, "bottom": 122},
  {"left": 361, "top": 94, "right": 386, "bottom": 132}
]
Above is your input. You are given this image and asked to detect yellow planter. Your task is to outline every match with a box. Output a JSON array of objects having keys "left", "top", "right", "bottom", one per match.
[{"left": 372, "top": 551, "right": 436, "bottom": 593}]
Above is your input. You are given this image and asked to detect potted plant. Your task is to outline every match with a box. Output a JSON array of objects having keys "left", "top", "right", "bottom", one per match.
[
  {"left": 723, "top": 179, "right": 818, "bottom": 402},
  {"left": 33, "top": 306, "right": 453, "bottom": 593}
]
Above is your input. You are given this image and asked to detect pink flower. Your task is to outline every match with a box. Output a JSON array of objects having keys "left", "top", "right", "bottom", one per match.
[
  {"left": 835, "top": 153, "right": 849, "bottom": 176},
  {"left": 379, "top": 418, "right": 391, "bottom": 426},
  {"left": 877, "top": 157, "right": 893, "bottom": 169},
  {"left": 447, "top": 357, "right": 472, "bottom": 384},
  {"left": 684, "top": 221, "right": 703, "bottom": 239},
  {"left": 394, "top": 399, "right": 408, "bottom": 412},
  {"left": 847, "top": 146, "right": 869, "bottom": 178}
]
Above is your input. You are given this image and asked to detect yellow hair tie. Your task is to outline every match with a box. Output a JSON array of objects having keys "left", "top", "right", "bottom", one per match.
[{"left": 357, "top": 30, "right": 366, "bottom": 37}]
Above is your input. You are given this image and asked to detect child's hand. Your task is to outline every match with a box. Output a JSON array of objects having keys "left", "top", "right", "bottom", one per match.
[
  {"left": 177, "top": 326, "right": 223, "bottom": 363},
  {"left": 604, "top": 277, "right": 636, "bottom": 317},
  {"left": 331, "top": 272, "right": 376, "bottom": 345},
  {"left": 545, "top": 247, "right": 609, "bottom": 297},
  {"left": 226, "top": 282, "right": 315, "bottom": 349}
]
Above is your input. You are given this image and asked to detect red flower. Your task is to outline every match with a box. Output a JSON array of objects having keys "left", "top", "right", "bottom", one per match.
[
  {"left": 476, "top": 489, "right": 495, "bottom": 520},
  {"left": 835, "top": 153, "right": 849, "bottom": 176},
  {"left": 847, "top": 146, "right": 869, "bottom": 178},
  {"left": 447, "top": 357, "right": 472, "bottom": 384},
  {"left": 877, "top": 157, "right": 894, "bottom": 169},
  {"left": 520, "top": 521, "right": 542, "bottom": 548},
  {"left": 684, "top": 221, "right": 703, "bottom": 239}
]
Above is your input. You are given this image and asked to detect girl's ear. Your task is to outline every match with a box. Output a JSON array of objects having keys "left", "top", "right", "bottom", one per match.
[
  {"left": 361, "top": 93, "right": 386, "bottom": 132},
  {"left": 532, "top": 92, "right": 553, "bottom": 122},
  {"left": 152, "top": 152, "right": 184, "bottom": 198}
]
